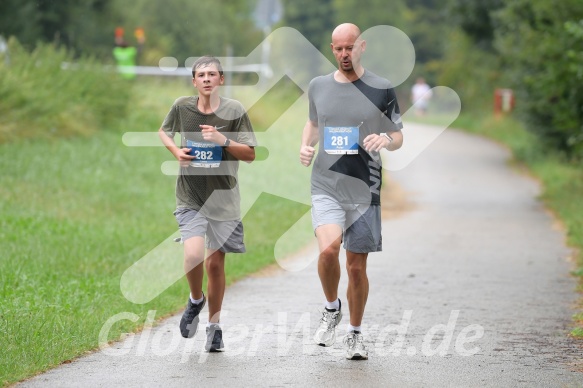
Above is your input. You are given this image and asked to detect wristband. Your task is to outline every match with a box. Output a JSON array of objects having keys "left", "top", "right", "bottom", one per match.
[{"left": 381, "top": 132, "right": 393, "bottom": 144}]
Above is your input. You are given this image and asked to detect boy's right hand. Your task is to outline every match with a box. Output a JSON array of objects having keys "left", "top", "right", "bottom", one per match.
[
  {"left": 299, "top": 145, "right": 315, "bottom": 167},
  {"left": 176, "top": 147, "right": 195, "bottom": 167}
]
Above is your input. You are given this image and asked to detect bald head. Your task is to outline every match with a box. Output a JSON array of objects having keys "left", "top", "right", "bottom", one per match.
[
  {"left": 330, "top": 23, "right": 366, "bottom": 79},
  {"left": 332, "top": 23, "right": 361, "bottom": 43}
]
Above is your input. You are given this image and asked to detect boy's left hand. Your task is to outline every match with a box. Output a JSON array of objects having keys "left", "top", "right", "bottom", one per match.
[{"left": 200, "top": 125, "right": 226, "bottom": 145}]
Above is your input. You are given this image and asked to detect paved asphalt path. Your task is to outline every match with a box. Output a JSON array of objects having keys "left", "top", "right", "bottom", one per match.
[{"left": 19, "top": 125, "right": 583, "bottom": 387}]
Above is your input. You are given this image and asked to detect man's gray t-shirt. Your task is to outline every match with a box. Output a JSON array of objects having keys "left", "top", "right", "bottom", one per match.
[
  {"left": 162, "top": 96, "right": 257, "bottom": 221},
  {"left": 308, "top": 70, "right": 403, "bottom": 205}
]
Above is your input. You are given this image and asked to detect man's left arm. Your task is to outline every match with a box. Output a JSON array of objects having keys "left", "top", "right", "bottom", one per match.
[
  {"left": 363, "top": 130, "right": 403, "bottom": 152},
  {"left": 363, "top": 87, "right": 404, "bottom": 152}
]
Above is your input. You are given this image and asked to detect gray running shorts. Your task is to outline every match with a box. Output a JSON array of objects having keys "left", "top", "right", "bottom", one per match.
[
  {"left": 174, "top": 208, "right": 246, "bottom": 253},
  {"left": 311, "top": 194, "right": 382, "bottom": 253}
]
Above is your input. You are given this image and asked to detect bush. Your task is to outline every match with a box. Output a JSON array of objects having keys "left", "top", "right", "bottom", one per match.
[
  {"left": 494, "top": 1, "right": 583, "bottom": 159},
  {"left": 435, "top": 29, "right": 502, "bottom": 112},
  {"left": 0, "top": 37, "right": 131, "bottom": 143}
]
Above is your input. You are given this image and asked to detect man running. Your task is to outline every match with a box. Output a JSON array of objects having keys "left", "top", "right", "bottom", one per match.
[{"left": 299, "top": 23, "right": 404, "bottom": 360}]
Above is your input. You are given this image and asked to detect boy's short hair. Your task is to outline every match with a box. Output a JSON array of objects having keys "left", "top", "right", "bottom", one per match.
[{"left": 191, "top": 56, "right": 224, "bottom": 78}]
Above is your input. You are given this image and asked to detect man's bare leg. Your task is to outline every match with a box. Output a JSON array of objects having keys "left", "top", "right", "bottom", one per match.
[
  {"left": 345, "top": 251, "right": 369, "bottom": 327},
  {"left": 315, "top": 224, "right": 343, "bottom": 303}
]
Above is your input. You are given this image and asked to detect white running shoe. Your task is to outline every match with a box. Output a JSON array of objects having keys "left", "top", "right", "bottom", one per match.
[
  {"left": 343, "top": 331, "right": 369, "bottom": 360},
  {"left": 313, "top": 301, "right": 343, "bottom": 347}
]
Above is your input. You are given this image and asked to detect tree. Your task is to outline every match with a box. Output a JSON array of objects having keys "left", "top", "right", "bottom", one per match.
[
  {"left": 432, "top": 0, "right": 505, "bottom": 109},
  {"left": 0, "top": 0, "right": 117, "bottom": 57},
  {"left": 282, "top": 0, "right": 335, "bottom": 56},
  {"left": 449, "top": 0, "right": 503, "bottom": 50},
  {"left": 108, "top": 0, "right": 262, "bottom": 64},
  {"left": 0, "top": 0, "right": 263, "bottom": 62},
  {"left": 494, "top": 0, "right": 583, "bottom": 157},
  {"left": 332, "top": 0, "right": 407, "bottom": 32}
]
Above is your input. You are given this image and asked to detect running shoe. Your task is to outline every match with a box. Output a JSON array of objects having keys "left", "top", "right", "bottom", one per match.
[
  {"left": 313, "top": 300, "right": 343, "bottom": 346},
  {"left": 205, "top": 323, "right": 224, "bottom": 352},
  {"left": 179, "top": 293, "right": 206, "bottom": 338},
  {"left": 343, "top": 331, "right": 369, "bottom": 360}
]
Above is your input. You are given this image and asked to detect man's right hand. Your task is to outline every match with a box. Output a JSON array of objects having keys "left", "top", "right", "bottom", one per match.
[{"left": 300, "top": 145, "right": 316, "bottom": 167}]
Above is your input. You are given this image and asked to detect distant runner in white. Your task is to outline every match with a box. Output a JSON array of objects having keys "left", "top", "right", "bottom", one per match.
[{"left": 411, "top": 77, "right": 432, "bottom": 117}]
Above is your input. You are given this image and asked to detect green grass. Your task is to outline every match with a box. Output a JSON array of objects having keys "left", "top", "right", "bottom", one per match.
[
  {"left": 448, "top": 112, "right": 583, "bottom": 337},
  {"left": 0, "top": 72, "right": 314, "bottom": 385}
]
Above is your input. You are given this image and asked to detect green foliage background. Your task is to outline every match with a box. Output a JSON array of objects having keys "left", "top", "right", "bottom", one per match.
[
  {"left": 445, "top": 0, "right": 583, "bottom": 158},
  {"left": 1, "top": 0, "right": 583, "bottom": 384},
  {"left": 0, "top": 38, "right": 130, "bottom": 142},
  {"left": 1, "top": 0, "right": 581, "bottom": 158}
]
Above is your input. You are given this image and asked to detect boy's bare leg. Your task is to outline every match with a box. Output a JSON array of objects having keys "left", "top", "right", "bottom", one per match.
[
  {"left": 205, "top": 249, "right": 226, "bottom": 323},
  {"left": 183, "top": 236, "right": 205, "bottom": 300}
]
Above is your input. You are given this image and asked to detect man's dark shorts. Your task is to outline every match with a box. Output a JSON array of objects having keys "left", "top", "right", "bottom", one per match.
[{"left": 311, "top": 194, "right": 382, "bottom": 253}]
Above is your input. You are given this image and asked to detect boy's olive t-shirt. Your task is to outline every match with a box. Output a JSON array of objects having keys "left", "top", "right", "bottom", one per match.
[{"left": 162, "top": 96, "right": 257, "bottom": 221}]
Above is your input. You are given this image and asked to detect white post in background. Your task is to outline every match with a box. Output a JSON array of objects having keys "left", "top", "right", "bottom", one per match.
[
  {"left": 253, "top": 0, "right": 282, "bottom": 89},
  {"left": 0, "top": 35, "right": 10, "bottom": 65},
  {"left": 260, "top": 26, "right": 271, "bottom": 89},
  {"left": 225, "top": 45, "right": 233, "bottom": 98}
]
